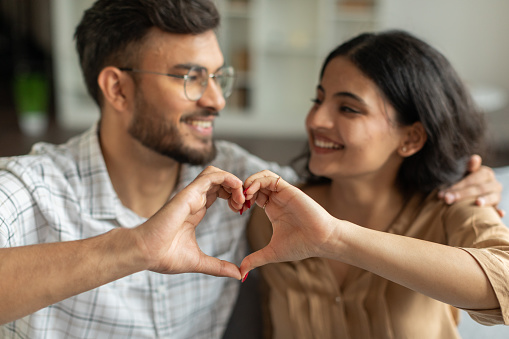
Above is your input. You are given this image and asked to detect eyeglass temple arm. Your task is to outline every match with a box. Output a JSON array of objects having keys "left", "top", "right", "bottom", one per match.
[{"left": 117, "top": 67, "right": 187, "bottom": 80}]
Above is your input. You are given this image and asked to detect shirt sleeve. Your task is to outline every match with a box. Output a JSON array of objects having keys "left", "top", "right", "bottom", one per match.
[
  {"left": 444, "top": 199, "right": 509, "bottom": 325},
  {"left": 0, "top": 170, "right": 31, "bottom": 248}
]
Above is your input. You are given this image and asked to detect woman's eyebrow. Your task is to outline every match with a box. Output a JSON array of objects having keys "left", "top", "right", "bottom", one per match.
[
  {"left": 333, "top": 91, "right": 367, "bottom": 105},
  {"left": 317, "top": 84, "right": 367, "bottom": 105}
]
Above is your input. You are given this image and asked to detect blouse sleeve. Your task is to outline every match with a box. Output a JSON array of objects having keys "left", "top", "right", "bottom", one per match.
[{"left": 444, "top": 199, "right": 509, "bottom": 325}]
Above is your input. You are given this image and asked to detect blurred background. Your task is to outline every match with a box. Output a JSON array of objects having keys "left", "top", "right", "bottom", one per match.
[{"left": 0, "top": 0, "right": 508, "bottom": 167}]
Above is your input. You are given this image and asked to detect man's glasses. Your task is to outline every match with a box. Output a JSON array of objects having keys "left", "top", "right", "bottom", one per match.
[{"left": 119, "top": 65, "right": 235, "bottom": 101}]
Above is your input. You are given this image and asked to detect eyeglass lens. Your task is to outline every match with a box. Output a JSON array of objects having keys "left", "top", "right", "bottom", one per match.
[{"left": 184, "top": 66, "right": 235, "bottom": 101}]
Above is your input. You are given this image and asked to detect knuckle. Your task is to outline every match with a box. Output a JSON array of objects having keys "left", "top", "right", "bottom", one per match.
[
  {"left": 497, "top": 181, "right": 503, "bottom": 192},
  {"left": 482, "top": 166, "right": 495, "bottom": 179},
  {"left": 205, "top": 165, "right": 218, "bottom": 172}
]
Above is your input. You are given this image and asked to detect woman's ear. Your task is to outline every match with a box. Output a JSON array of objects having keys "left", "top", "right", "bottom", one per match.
[
  {"left": 399, "top": 122, "right": 427, "bottom": 157},
  {"left": 97, "top": 66, "right": 132, "bottom": 111}
]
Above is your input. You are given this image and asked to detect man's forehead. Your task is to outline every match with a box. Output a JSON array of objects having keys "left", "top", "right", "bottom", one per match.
[{"left": 139, "top": 28, "right": 223, "bottom": 68}]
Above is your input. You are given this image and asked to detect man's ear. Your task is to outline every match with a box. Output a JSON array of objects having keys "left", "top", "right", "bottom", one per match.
[
  {"left": 97, "top": 66, "right": 132, "bottom": 111},
  {"left": 398, "top": 122, "right": 427, "bottom": 157}
]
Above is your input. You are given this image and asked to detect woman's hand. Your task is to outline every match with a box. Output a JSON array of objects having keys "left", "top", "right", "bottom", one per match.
[
  {"left": 438, "top": 155, "right": 504, "bottom": 217},
  {"left": 239, "top": 170, "right": 337, "bottom": 279},
  {"left": 134, "top": 166, "right": 245, "bottom": 280}
]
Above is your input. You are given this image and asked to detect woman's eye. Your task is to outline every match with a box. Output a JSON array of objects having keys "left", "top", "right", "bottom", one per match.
[
  {"left": 311, "top": 98, "right": 322, "bottom": 105},
  {"left": 340, "top": 105, "right": 359, "bottom": 113}
]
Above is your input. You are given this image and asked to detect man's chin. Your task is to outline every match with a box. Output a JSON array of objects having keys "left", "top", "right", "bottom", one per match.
[{"left": 161, "top": 142, "right": 217, "bottom": 165}]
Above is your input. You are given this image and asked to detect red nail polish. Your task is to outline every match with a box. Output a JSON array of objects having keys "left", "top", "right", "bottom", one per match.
[
  {"left": 240, "top": 208, "right": 243, "bottom": 216},
  {"left": 242, "top": 272, "right": 249, "bottom": 283},
  {"left": 243, "top": 186, "right": 250, "bottom": 196},
  {"left": 246, "top": 200, "right": 251, "bottom": 209}
]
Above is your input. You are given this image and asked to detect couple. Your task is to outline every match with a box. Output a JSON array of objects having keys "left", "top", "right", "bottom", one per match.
[{"left": 0, "top": 0, "right": 507, "bottom": 338}]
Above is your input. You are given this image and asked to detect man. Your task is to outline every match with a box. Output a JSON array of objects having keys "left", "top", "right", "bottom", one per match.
[{"left": 0, "top": 0, "right": 502, "bottom": 338}]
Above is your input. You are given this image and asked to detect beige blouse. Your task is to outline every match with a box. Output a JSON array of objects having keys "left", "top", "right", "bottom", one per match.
[{"left": 248, "top": 190, "right": 509, "bottom": 339}]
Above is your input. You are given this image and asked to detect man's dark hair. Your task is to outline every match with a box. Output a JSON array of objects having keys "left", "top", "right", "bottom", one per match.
[
  {"left": 74, "top": 0, "right": 220, "bottom": 107},
  {"left": 299, "top": 30, "right": 486, "bottom": 195}
]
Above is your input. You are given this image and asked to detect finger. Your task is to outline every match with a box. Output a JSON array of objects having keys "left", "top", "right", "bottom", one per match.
[
  {"left": 498, "top": 209, "right": 506, "bottom": 218},
  {"left": 236, "top": 193, "right": 257, "bottom": 215},
  {"left": 439, "top": 168, "right": 500, "bottom": 204},
  {"left": 442, "top": 181, "right": 502, "bottom": 205},
  {"left": 215, "top": 186, "right": 243, "bottom": 210},
  {"left": 243, "top": 170, "right": 279, "bottom": 194},
  {"left": 254, "top": 191, "right": 269, "bottom": 209},
  {"left": 474, "top": 192, "right": 503, "bottom": 208},
  {"left": 197, "top": 166, "right": 244, "bottom": 191},
  {"left": 443, "top": 166, "right": 496, "bottom": 193},
  {"left": 195, "top": 254, "right": 242, "bottom": 280},
  {"left": 195, "top": 169, "right": 245, "bottom": 204},
  {"left": 244, "top": 175, "right": 288, "bottom": 200},
  {"left": 228, "top": 198, "right": 244, "bottom": 214},
  {"left": 467, "top": 154, "right": 483, "bottom": 173}
]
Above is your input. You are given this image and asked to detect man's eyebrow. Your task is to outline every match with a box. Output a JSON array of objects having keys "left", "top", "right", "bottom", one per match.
[
  {"left": 172, "top": 63, "right": 200, "bottom": 71},
  {"left": 317, "top": 84, "right": 367, "bottom": 105},
  {"left": 172, "top": 63, "right": 226, "bottom": 73}
]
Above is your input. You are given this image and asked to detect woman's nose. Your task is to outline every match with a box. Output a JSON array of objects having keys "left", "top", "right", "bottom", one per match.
[{"left": 307, "top": 104, "right": 334, "bottom": 129}]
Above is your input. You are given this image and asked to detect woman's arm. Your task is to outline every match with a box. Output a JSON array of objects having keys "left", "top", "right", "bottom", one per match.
[{"left": 241, "top": 171, "right": 499, "bottom": 310}]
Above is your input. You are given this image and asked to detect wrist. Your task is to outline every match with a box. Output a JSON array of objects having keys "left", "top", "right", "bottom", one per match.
[
  {"left": 321, "top": 218, "right": 359, "bottom": 262},
  {"left": 104, "top": 227, "right": 150, "bottom": 274},
  {"left": 319, "top": 217, "right": 345, "bottom": 258}
]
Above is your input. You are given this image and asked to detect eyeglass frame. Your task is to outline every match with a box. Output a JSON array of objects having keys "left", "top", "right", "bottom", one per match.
[{"left": 118, "top": 65, "right": 235, "bottom": 101}]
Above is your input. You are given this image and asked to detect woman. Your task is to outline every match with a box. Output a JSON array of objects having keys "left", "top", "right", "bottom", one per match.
[{"left": 240, "top": 31, "right": 509, "bottom": 338}]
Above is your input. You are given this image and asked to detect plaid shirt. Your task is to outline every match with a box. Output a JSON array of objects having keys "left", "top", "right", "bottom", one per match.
[{"left": 0, "top": 124, "right": 298, "bottom": 339}]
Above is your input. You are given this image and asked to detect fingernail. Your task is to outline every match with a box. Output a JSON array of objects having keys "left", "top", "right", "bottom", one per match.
[
  {"left": 477, "top": 197, "right": 486, "bottom": 206},
  {"left": 444, "top": 192, "right": 455, "bottom": 204},
  {"left": 240, "top": 208, "right": 243, "bottom": 216},
  {"left": 246, "top": 200, "right": 251, "bottom": 209},
  {"left": 242, "top": 272, "right": 249, "bottom": 283},
  {"left": 243, "top": 186, "right": 250, "bottom": 196}
]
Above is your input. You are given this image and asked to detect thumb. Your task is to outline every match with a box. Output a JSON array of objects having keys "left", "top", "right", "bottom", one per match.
[
  {"left": 196, "top": 255, "right": 242, "bottom": 280},
  {"left": 240, "top": 248, "right": 274, "bottom": 280}
]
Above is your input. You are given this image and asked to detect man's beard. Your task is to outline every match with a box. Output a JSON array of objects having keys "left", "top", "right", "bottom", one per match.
[{"left": 128, "top": 95, "right": 217, "bottom": 165}]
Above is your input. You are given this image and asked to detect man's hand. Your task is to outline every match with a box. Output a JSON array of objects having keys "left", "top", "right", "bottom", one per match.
[
  {"left": 438, "top": 155, "right": 504, "bottom": 217},
  {"left": 134, "top": 166, "right": 245, "bottom": 280}
]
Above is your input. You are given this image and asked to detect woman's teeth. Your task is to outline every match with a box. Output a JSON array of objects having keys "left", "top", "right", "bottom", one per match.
[{"left": 315, "top": 138, "right": 342, "bottom": 149}]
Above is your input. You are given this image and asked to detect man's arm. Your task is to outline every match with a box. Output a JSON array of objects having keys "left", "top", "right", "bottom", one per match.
[
  {"left": 0, "top": 228, "right": 143, "bottom": 324},
  {"left": 0, "top": 166, "right": 245, "bottom": 325},
  {"left": 438, "top": 155, "right": 504, "bottom": 217}
]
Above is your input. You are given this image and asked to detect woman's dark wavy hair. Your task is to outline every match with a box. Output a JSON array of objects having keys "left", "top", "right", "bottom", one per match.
[
  {"left": 296, "top": 30, "right": 486, "bottom": 194},
  {"left": 74, "top": 0, "right": 220, "bottom": 107}
]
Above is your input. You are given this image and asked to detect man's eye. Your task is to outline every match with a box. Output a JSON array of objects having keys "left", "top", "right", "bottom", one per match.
[{"left": 311, "top": 98, "right": 322, "bottom": 105}]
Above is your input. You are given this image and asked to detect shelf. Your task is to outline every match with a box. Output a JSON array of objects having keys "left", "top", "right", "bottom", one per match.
[
  {"left": 335, "top": 10, "right": 377, "bottom": 22},
  {"left": 224, "top": 2, "right": 251, "bottom": 19}
]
